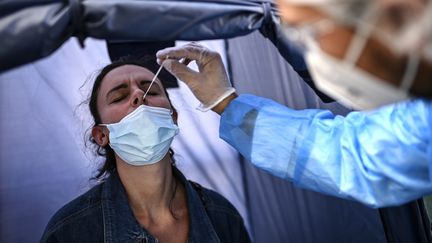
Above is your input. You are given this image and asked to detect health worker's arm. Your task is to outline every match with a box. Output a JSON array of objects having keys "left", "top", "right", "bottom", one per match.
[{"left": 220, "top": 94, "right": 432, "bottom": 208}]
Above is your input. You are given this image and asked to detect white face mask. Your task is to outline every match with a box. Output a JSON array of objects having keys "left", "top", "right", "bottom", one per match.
[
  {"left": 282, "top": 15, "right": 419, "bottom": 109},
  {"left": 304, "top": 49, "right": 413, "bottom": 110},
  {"left": 100, "top": 105, "right": 179, "bottom": 166},
  {"left": 308, "top": 19, "right": 418, "bottom": 109}
]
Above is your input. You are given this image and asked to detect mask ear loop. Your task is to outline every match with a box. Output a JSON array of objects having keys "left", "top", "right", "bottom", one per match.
[
  {"left": 397, "top": 1, "right": 429, "bottom": 92},
  {"left": 399, "top": 53, "right": 419, "bottom": 92},
  {"left": 342, "top": 7, "right": 377, "bottom": 68},
  {"left": 343, "top": 3, "right": 419, "bottom": 94}
]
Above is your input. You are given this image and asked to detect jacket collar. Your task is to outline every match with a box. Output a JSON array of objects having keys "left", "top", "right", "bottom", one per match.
[
  {"left": 101, "top": 167, "right": 220, "bottom": 243},
  {"left": 173, "top": 167, "right": 221, "bottom": 243}
]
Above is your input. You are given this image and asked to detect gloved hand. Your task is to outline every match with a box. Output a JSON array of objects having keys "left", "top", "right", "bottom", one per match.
[{"left": 156, "top": 42, "right": 236, "bottom": 111}]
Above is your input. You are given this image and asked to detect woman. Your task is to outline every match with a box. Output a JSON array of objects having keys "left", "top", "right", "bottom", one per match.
[{"left": 40, "top": 59, "right": 250, "bottom": 243}]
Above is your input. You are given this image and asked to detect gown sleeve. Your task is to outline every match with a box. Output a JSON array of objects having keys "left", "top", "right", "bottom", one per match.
[{"left": 220, "top": 94, "right": 432, "bottom": 208}]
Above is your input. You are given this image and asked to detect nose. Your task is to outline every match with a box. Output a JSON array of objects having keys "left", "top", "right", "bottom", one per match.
[{"left": 130, "top": 89, "right": 145, "bottom": 107}]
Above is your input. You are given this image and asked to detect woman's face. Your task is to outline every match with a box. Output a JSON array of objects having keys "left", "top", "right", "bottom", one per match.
[{"left": 96, "top": 64, "right": 172, "bottom": 124}]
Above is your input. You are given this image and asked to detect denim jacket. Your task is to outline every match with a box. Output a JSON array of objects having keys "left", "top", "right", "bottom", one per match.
[{"left": 40, "top": 167, "right": 250, "bottom": 243}]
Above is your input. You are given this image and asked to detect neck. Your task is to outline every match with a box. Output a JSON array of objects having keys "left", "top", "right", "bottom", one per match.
[{"left": 116, "top": 154, "right": 176, "bottom": 215}]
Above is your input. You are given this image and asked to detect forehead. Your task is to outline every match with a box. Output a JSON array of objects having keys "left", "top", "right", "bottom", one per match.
[
  {"left": 277, "top": 0, "right": 325, "bottom": 25},
  {"left": 100, "top": 64, "right": 164, "bottom": 90},
  {"left": 277, "top": 0, "right": 431, "bottom": 25}
]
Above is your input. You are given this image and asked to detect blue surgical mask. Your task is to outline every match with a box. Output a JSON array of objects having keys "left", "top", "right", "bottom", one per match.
[{"left": 100, "top": 105, "right": 179, "bottom": 166}]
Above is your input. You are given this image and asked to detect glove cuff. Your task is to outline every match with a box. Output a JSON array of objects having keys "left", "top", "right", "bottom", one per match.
[{"left": 196, "top": 88, "right": 236, "bottom": 112}]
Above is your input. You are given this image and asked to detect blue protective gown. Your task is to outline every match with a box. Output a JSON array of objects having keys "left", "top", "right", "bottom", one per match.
[{"left": 220, "top": 94, "right": 432, "bottom": 208}]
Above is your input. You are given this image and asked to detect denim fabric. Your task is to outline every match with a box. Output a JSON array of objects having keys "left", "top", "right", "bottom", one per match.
[{"left": 40, "top": 167, "right": 250, "bottom": 243}]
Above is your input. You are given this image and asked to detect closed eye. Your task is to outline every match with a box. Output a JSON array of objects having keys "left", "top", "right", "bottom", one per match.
[
  {"left": 106, "top": 83, "right": 128, "bottom": 103},
  {"left": 140, "top": 80, "right": 162, "bottom": 96},
  {"left": 111, "top": 95, "right": 126, "bottom": 103},
  {"left": 146, "top": 91, "right": 159, "bottom": 96},
  {"left": 110, "top": 91, "right": 128, "bottom": 104}
]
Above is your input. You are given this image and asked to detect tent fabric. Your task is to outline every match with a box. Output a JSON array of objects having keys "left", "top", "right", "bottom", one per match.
[
  {"left": 106, "top": 40, "right": 179, "bottom": 88},
  {"left": 0, "top": 38, "right": 108, "bottom": 242},
  {"left": 379, "top": 200, "right": 432, "bottom": 243},
  {"left": 0, "top": 0, "right": 276, "bottom": 72},
  {"left": 0, "top": 0, "right": 334, "bottom": 102},
  {"left": 259, "top": 23, "right": 336, "bottom": 102}
]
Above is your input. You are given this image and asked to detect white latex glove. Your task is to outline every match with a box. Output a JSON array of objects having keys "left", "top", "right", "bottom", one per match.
[{"left": 156, "top": 42, "right": 236, "bottom": 111}]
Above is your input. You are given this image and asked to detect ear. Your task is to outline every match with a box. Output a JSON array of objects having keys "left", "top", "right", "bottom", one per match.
[
  {"left": 92, "top": 126, "right": 109, "bottom": 147},
  {"left": 171, "top": 107, "right": 178, "bottom": 124}
]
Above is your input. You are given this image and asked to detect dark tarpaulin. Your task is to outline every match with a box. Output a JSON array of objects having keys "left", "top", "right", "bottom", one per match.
[
  {"left": 106, "top": 40, "right": 179, "bottom": 88},
  {"left": 379, "top": 200, "right": 432, "bottom": 243},
  {"left": 259, "top": 22, "right": 335, "bottom": 102},
  {"left": 0, "top": 0, "right": 335, "bottom": 102},
  {"left": 0, "top": 0, "right": 275, "bottom": 72}
]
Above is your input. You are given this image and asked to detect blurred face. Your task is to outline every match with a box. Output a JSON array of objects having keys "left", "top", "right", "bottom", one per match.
[
  {"left": 96, "top": 64, "right": 173, "bottom": 124},
  {"left": 277, "top": 0, "right": 432, "bottom": 98}
]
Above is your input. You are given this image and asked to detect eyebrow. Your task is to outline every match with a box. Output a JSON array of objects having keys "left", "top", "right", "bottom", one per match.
[
  {"left": 140, "top": 80, "right": 162, "bottom": 90},
  {"left": 106, "top": 83, "right": 128, "bottom": 100}
]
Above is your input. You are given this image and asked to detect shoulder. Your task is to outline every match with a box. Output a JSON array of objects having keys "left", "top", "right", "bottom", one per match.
[{"left": 40, "top": 183, "right": 104, "bottom": 241}]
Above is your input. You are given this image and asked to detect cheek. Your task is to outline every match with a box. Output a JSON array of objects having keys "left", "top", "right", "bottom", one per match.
[
  {"left": 146, "top": 96, "right": 172, "bottom": 109},
  {"left": 99, "top": 105, "right": 129, "bottom": 124},
  {"left": 318, "top": 28, "right": 354, "bottom": 59}
]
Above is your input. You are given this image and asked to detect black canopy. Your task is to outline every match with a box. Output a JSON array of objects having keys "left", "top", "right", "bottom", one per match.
[{"left": 0, "top": 0, "right": 276, "bottom": 72}]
